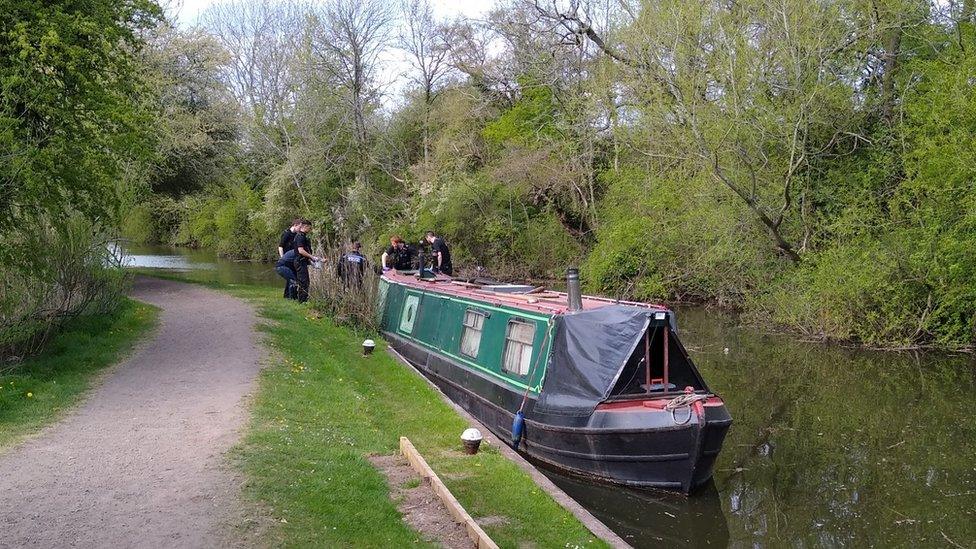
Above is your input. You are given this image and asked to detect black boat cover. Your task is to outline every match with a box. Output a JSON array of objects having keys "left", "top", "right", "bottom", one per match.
[{"left": 534, "top": 305, "right": 670, "bottom": 417}]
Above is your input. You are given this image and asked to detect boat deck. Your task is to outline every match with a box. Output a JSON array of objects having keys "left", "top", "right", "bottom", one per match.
[{"left": 382, "top": 271, "right": 668, "bottom": 316}]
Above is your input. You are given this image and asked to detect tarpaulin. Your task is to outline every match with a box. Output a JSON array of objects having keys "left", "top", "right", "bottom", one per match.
[{"left": 534, "top": 305, "right": 668, "bottom": 417}]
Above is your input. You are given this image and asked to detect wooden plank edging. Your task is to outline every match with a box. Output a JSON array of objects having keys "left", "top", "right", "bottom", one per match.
[
  {"left": 399, "top": 437, "right": 499, "bottom": 549},
  {"left": 387, "top": 347, "right": 632, "bottom": 549}
]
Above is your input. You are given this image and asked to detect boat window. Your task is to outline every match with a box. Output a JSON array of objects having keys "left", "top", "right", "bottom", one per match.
[
  {"left": 502, "top": 319, "right": 535, "bottom": 376},
  {"left": 460, "top": 310, "right": 486, "bottom": 358},
  {"left": 399, "top": 294, "right": 420, "bottom": 334}
]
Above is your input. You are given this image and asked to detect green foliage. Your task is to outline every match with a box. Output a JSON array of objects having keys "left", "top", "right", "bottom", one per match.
[
  {"left": 142, "top": 24, "right": 240, "bottom": 196},
  {"left": 0, "top": 0, "right": 162, "bottom": 244},
  {"left": 396, "top": 175, "right": 583, "bottom": 279},
  {"left": 482, "top": 82, "right": 557, "bottom": 147},
  {"left": 203, "top": 184, "right": 272, "bottom": 258},
  {"left": 427, "top": 88, "right": 495, "bottom": 176},
  {"left": 122, "top": 194, "right": 188, "bottom": 244},
  {"left": 0, "top": 299, "right": 157, "bottom": 448},
  {"left": 0, "top": 1, "right": 162, "bottom": 359},
  {"left": 584, "top": 169, "right": 782, "bottom": 305},
  {"left": 124, "top": 185, "right": 275, "bottom": 260},
  {"left": 124, "top": 1, "right": 976, "bottom": 350},
  {"left": 1, "top": 215, "right": 132, "bottom": 359},
  {"left": 754, "top": 35, "right": 976, "bottom": 348},
  {"left": 756, "top": 238, "right": 929, "bottom": 344}
]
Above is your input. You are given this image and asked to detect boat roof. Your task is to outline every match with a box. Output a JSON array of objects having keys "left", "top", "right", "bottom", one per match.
[{"left": 381, "top": 271, "right": 670, "bottom": 316}]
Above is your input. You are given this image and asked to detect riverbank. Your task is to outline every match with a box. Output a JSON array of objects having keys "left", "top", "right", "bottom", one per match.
[
  {"left": 127, "top": 239, "right": 976, "bottom": 355},
  {"left": 139, "top": 272, "right": 609, "bottom": 547},
  {"left": 0, "top": 299, "right": 157, "bottom": 451}
]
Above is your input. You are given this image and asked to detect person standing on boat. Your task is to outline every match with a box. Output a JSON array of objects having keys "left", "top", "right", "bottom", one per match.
[
  {"left": 291, "top": 220, "right": 321, "bottom": 304},
  {"left": 336, "top": 241, "right": 368, "bottom": 287},
  {"left": 275, "top": 249, "right": 299, "bottom": 300},
  {"left": 425, "top": 231, "right": 452, "bottom": 276},
  {"left": 381, "top": 236, "right": 415, "bottom": 272}
]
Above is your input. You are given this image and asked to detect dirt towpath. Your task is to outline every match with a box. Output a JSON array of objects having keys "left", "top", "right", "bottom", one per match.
[{"left": 0, "top": 277, "right": 264, "bottom": 548}]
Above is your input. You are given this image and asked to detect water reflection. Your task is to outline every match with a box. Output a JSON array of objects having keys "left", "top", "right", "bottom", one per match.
[
  {"left": 545, "top": 471, "right": 729, "bottom": 548},
  {"left": 681, "top": 306, "right": 976, "bottom": 547},
  {"left": 120, "top": 244, "right": 278, "bottom": 286}
]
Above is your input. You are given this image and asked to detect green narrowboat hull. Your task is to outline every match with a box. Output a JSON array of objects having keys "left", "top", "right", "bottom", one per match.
[{"left": 378, "top": 275, "right": 732, "bottom": 493}]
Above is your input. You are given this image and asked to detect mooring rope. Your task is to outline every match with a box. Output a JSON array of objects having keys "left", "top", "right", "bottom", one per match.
[{"left": 665, "top": 392, "right": 710, "bottom": 425}]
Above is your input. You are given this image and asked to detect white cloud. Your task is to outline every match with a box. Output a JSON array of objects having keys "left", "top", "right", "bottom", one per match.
[{"left": 168, "top": 0, "right": 216, "bottom": 27}]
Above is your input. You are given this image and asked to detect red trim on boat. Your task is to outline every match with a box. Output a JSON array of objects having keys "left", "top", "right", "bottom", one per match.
[
  {"left": 595, "top": 396, "right": 725, "bottom": 412},
  {"left": 382, "top": 271, "right": 670, "bottom": 316}
]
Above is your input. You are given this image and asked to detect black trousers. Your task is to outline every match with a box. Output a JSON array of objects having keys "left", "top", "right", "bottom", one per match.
[
  {"left": 275, "top": 265, "right": 297, "bottom": 299},
  {"left": 295, "top": 263, "right": 310, "bottom": 303}
]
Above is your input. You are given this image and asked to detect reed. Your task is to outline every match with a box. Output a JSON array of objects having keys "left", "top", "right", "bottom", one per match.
[{"left": 307, "top": 245, "right": 381, "bottom": 333}]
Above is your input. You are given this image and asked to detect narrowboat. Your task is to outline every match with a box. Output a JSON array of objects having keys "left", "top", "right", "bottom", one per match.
[{"left": 377, "top": 269, "right": 732, "bottom": 494}]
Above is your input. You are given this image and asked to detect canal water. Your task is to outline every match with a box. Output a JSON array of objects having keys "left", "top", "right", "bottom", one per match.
[
  {"left": 123, "top": 243, "right": 279, "bottom": 286},
  {"left": 126, "top": 246, "right": 976, "bottom": 548}
]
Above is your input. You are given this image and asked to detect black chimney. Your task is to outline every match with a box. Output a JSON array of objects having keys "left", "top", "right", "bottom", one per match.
[{"left": 566, "top": 268, "right": 582, "bottom": 312}]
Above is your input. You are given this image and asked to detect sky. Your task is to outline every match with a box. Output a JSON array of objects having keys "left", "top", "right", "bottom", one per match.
[
  {"left": 167, "top": 0, "right": 498, "bottom": 108},
  {"left": 170, "top": 0, "right": 496, "bottom": 28}
]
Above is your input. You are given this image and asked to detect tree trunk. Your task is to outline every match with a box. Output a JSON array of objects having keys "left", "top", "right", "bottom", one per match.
[
  {"left": 880, "top": 26, "right": 902, "bottom": 126},
  {"left": 423, "top": 86, "right": 431, "bottom": 168}
]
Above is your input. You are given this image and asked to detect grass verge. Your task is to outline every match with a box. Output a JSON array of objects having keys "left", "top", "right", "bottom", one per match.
[
  {"left": 0, "top": 298, "right": 158, "bottom": 450},
  {"left": 141, "top": 270, "right": 607, "bottom": 548}
]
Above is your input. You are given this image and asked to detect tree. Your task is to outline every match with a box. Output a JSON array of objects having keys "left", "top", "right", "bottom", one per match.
[
  {"left": 0, "top": 0, "right": 162, "bottom": 251},
  {"left": 529, "top": 0, "right": 887, "bottom": 262},
  {"left": 400, "top": 0, "right": 453, "bottom": 169},
  {"left": 309, "top": 0, "right": 392, "bottom": 189},
  {"left": 142, "top": 23, "right": 240, "bottom": 196},
  {"left": 200, "top": 0, "right": 304, "bottom": 169},
  {"left": 0, "top": 0, "right": 163, "bottom": 357}
]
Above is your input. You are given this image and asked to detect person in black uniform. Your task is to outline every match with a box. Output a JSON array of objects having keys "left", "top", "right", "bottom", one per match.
[
  {"left": 381, "top": 236, "right": 416, "bottom": 271},
  {"left": 291, "top": 219, "right": 321, "bottom": 303},
  {"left": 277, "top": 218, "right": 300, "bottom": 298},
  {"left": 425, "top": 231, "right": 452, "bottom": 276},
  {"left": 278, "top": 218, "right": 300, "bottom": 257},
  {"left": 336, "top": 241, "right": 368, "bottom": 287}
]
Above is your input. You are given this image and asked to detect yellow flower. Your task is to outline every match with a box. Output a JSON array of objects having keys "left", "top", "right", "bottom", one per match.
[{"left": 26, "top": 392, "right": 33, "bottom": 398}]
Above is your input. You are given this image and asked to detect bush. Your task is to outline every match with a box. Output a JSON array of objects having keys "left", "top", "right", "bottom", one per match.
[
  {"left": 309, "top": 244, "right": 381, "bottom": 332},
  {"left": 1, "top": 215, "right": 128, "bottom": 362},
  {"left": 755, "top": 228, "right": 976, "bottom": 349},
  {"left": 123, "top": 184, "right": 275, "bottom": 261},
  {"left": 386, "top": 175, "right": 582, "bottom": 280},
  {"left": 583, "top": 168, "right": 782, "bottom": 305}
]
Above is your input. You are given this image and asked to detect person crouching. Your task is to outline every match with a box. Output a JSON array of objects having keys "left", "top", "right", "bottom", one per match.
[{"left": 275, "top": 249, "right": 299, "bottom": 300}]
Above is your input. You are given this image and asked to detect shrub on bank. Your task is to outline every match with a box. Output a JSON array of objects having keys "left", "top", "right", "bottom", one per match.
[
  {"left": 309, "top": 246, "right": 381, "bottom": 332},
  {"left": 123, "top": 185, "right": 275, "bottom": 261},
  {"left": 396, "top": 175, "right": 582, "bottom": 280},
  {"left": 756, "top": 231, "right": 976, "bottom": 350},
  {"left": 1, "top": 216, "right": 128, "bottom": 362},
  {"left": 583, "top": 169, "right": 783, "bottom": 306}
]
